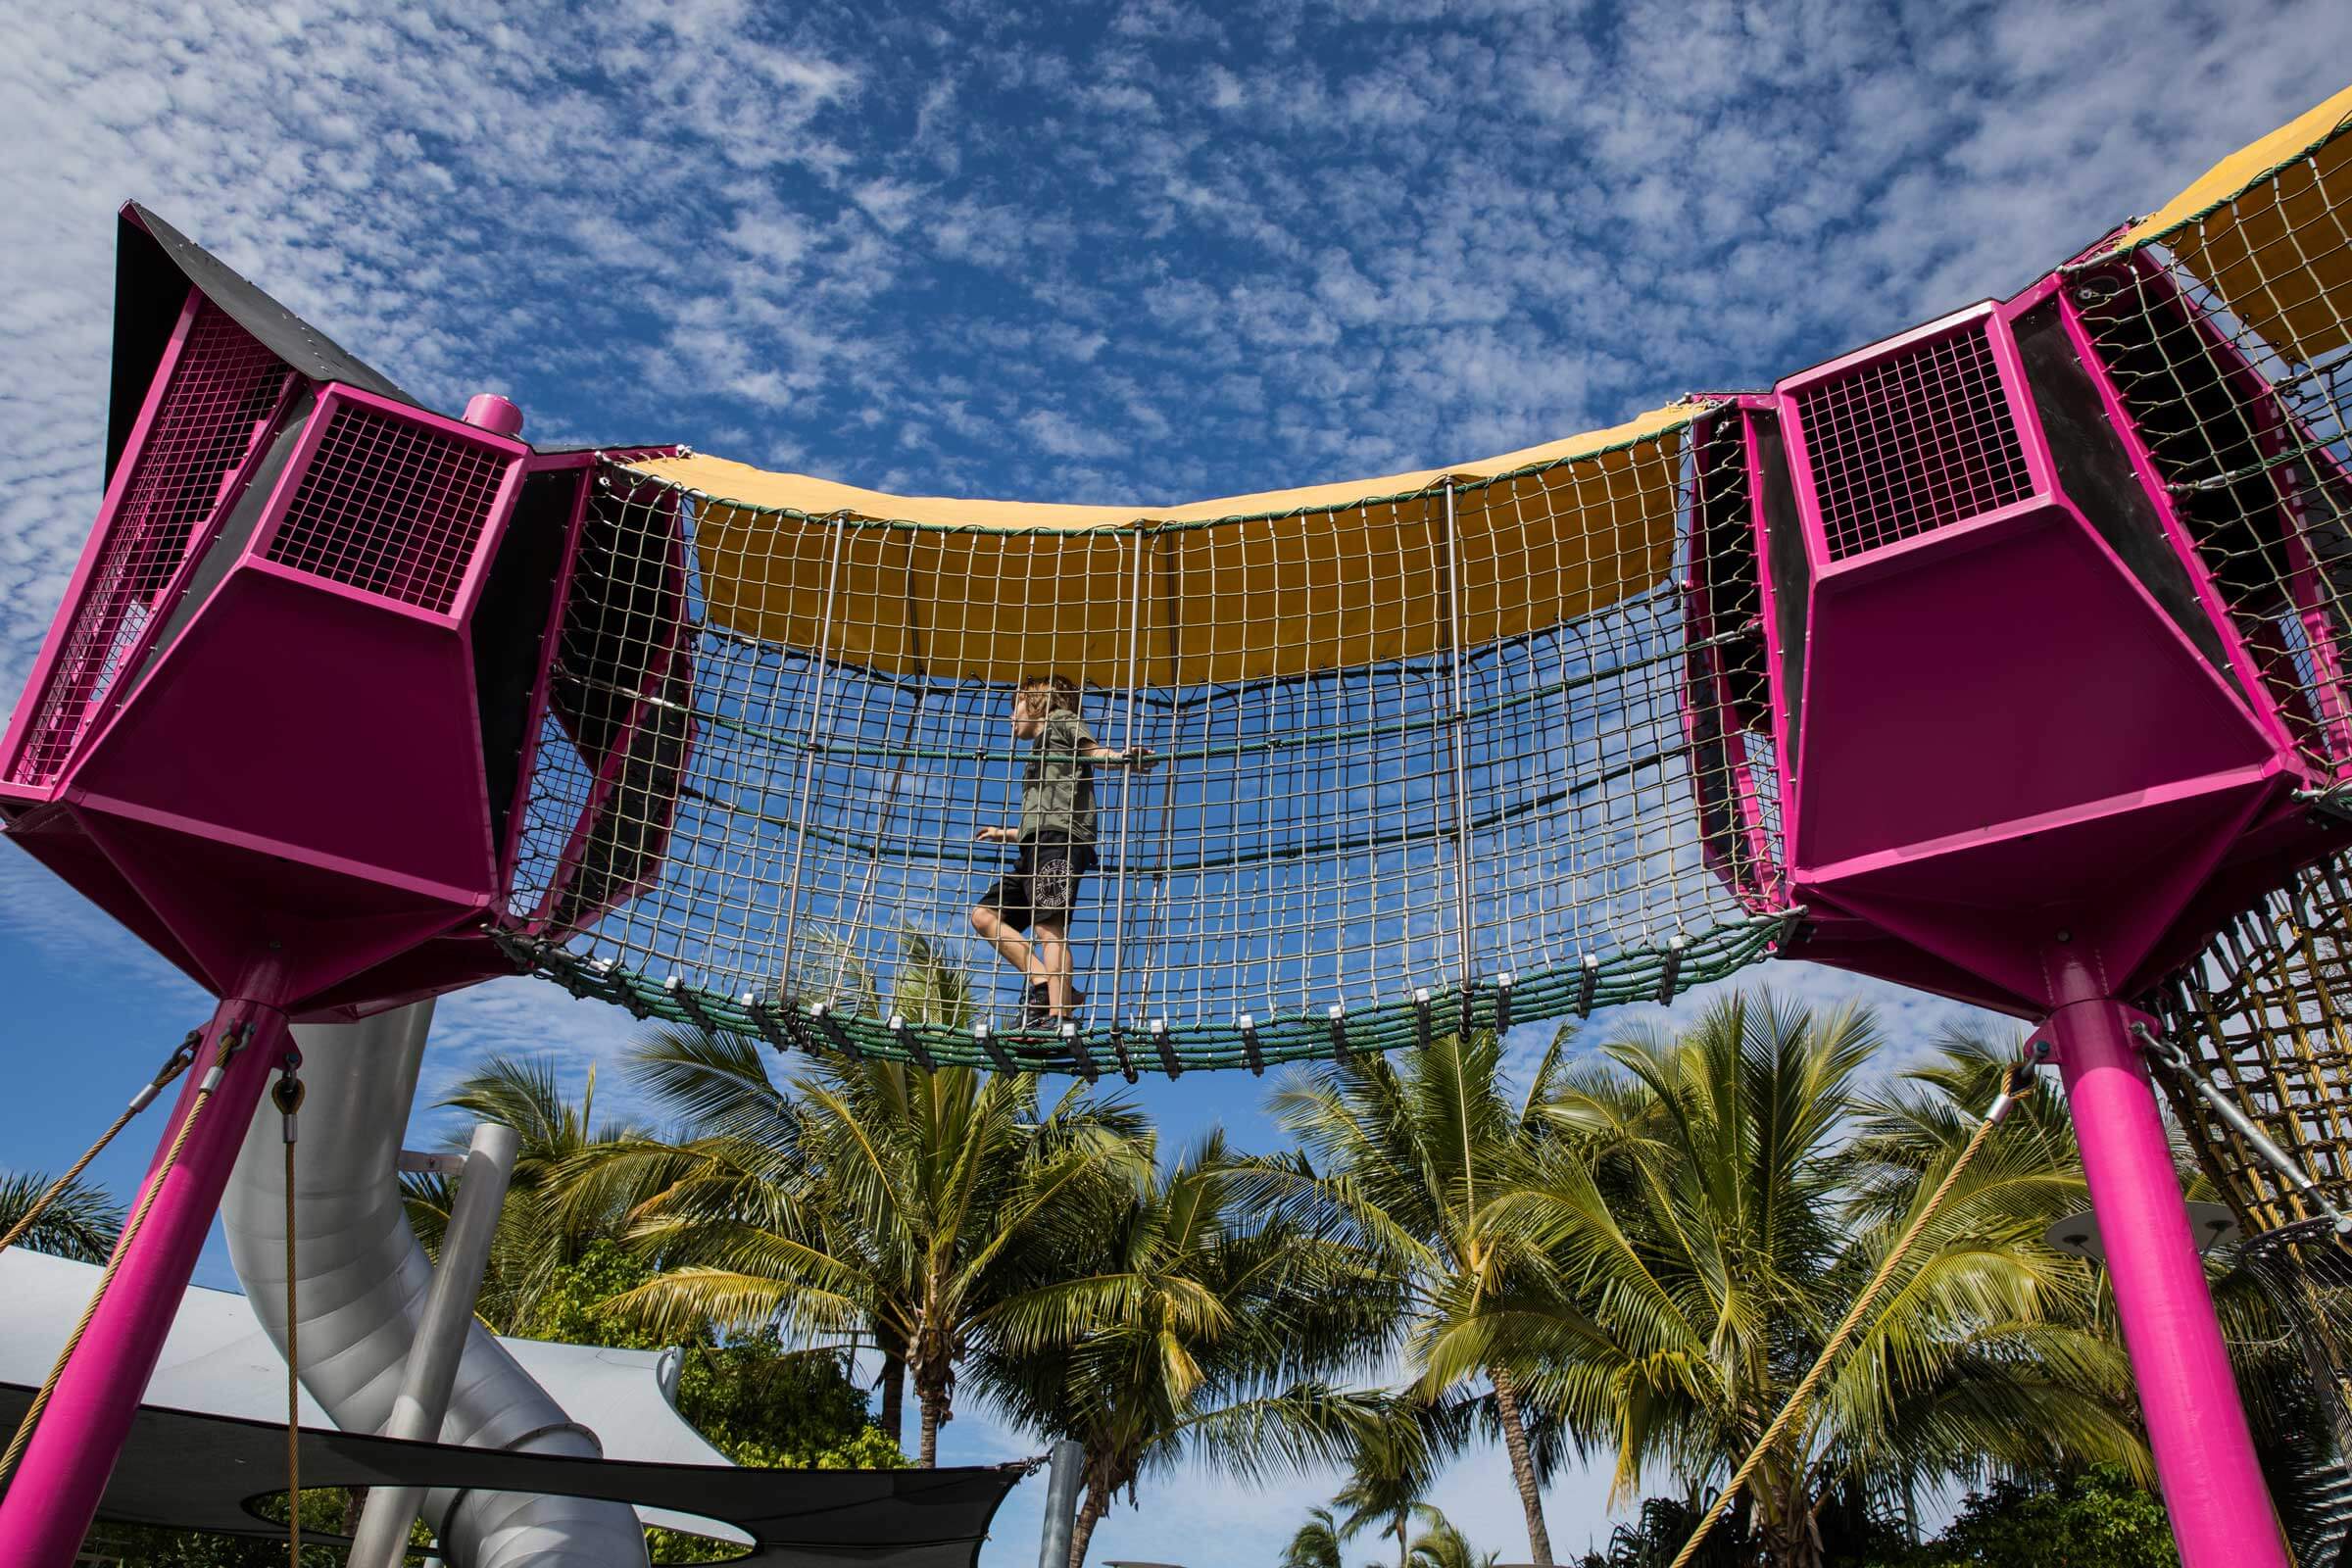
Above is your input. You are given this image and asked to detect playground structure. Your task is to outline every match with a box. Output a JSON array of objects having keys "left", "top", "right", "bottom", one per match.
[{"left": 0, "top": 80, "right": 2347, "bottom": 1568}]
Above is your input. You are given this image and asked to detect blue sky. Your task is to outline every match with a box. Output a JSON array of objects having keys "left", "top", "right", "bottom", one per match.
[{"left": 2, "top": 1, "right": 2349, "bottom": 1563}]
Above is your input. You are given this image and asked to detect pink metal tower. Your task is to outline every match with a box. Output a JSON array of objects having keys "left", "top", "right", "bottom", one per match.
[
  {"left": 0, "top": 206, "right": 680, "bottom": 1563},
  {"left": 1680, "top": 260, "right": 2352, "bottom": 1564}
]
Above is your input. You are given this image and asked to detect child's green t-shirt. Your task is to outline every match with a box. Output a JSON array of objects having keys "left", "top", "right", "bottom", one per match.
[{"left": 1019, "top": 708, "right": 1098, "bottom": 847}]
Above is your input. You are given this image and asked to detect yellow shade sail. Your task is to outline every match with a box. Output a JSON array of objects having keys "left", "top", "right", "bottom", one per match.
[
  {"left": 2116, "top": 82, "right": 2352, "bottom": 365},
  {"left": 629, "top": 400, "right": 1699, "bottom": 686}
]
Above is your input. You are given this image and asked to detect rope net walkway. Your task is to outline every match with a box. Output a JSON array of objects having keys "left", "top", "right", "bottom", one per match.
[
  {"left": 487, "top": 88, "right": 2352, "bottom": 1076},
  {"left": 499, "top": 419, "right": 1786, "bottom": 1074}
]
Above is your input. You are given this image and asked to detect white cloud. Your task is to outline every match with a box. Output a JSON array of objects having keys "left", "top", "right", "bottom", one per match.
[{"left": 0, "top": 3, "right": 2340, "bottom": 1562}]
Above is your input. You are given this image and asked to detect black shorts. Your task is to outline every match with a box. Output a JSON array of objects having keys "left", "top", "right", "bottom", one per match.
[{"left": 977, "top": 842, "right": 1095, "bottom": 932}]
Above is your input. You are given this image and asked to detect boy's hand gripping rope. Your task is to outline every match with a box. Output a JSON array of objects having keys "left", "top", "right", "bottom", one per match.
[
  {"left": 0, "top": 1022, "right": 254, "bottom": 1487},
  {"left": 1669, "top": 1056, "right": 2034, "bottom": 1568},
  {"left": 0, "top": 1031, "right": 203, "bottom": 1255}
]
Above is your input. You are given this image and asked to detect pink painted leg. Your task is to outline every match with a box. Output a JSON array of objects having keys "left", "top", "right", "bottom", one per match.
[
  {"left": 2050, "top": 997, "right": 2289, "bottom": 1568},
  {"left": 0, "top": 999, "right": 287, "bottom": 1567}
]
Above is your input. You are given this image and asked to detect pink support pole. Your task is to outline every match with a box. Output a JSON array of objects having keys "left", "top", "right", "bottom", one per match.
[
  {"left": 2049, "top": 997, "right": 2289, "bottom": 1568},
  {"left": 0, "top": 998, "right": 288, "bottom": 1567}
]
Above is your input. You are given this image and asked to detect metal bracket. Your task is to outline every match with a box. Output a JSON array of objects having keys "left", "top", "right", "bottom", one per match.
[
  {"left": 974, "top": 1021, "right": 1013, "bottom": 1075},
  {"left": 888, "top": 1013, "right": 937, "bottom": 1071},
  {"left": 808, "top": 1003, "right": 861, "bottom": 1061}
]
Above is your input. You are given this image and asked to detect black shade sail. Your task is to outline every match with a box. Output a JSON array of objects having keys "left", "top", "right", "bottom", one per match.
[{"left": 0, "top": 1384, "right": 1029, "bottom": 1568}]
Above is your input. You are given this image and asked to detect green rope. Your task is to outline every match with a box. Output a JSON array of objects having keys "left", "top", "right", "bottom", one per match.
[{"left": 500, "top": 912, "right": 1782, "bottom": 1076}]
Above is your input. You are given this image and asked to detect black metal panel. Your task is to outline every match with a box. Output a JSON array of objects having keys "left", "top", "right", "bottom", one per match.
[
  {"left": 1751, "top": 410, "right": 1808, "bottom": 763},
  {"left": 2013, "top": 297, "right": 2238, "bottom": 687},
  {"left": 110, "top": 204, "right": 413, "bottom": 484},
  {"left": 471, "top": 468, "right": 580, "bottom": 865}
]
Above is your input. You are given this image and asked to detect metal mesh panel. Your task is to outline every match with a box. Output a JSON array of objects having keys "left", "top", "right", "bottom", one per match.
[
  {"left": 9, "top": 299, "right": 289, "bottom": 785},
  {"left": 1796, "top": 326, "right": 2035, "bottom": 562},
  {"left": 265, "top": 401, "right": 507, "bottom": 613}
]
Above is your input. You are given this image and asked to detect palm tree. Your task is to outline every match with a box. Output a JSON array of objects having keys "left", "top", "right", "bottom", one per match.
[
  {"left": 0, "top": 1169, "right": 124, "bottom": 1262},
  {"left": 971, "top": 1132, "right": 1401, "bottom": 1564},
  {"left": 1405, "top": 1511, "right": 1496, "bottom": 1568},
  {"left": 1279, "top": 1504, "right": 1350, "bottom": 1568},
  {"left": 1242, "top": 1027, "right": 1570, "bottom": 1564},
  {"left": 1446, "top": 996, "right": 2147, "bottom": 1568},
  {"left": 401, "top": 1055, "right": 653, "bottom": 1333},
  {"left": 1332, "top": 1400, "right": 1456, "bottom": 1568},
  {"left": 576, "top": 1022, "right": 1151, "bottom": 1464}
]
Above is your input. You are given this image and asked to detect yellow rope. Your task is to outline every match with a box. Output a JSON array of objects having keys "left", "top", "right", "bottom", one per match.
[
  {"left": 0, "top": 1024, "right": 248, "bottom": 1486},
  {"left": 0, "top": 1033, "right": 201, "bottom": 1255},
  {"left": 1669, "top": 1063, "right": 2025, "bottom": 1568},
  {"left": 273, "top": 1062, "right": 305, "bottom": 1566}
]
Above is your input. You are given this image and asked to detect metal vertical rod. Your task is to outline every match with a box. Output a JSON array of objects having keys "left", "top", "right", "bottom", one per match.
[
  {"left": 1442, "top": 482, "right": 1478, "bottom": 994},
  {"left": 828, "top": 686, "right": 928, "bottom": 1009},
  {"left": 2052, "top": 995, "right": 2290, "bottom": 1568},
  {"left": 347, "top": 1121, "right": 521, "bottom": 1568},
  {"left": 779, "top": 514, "right": 851, "bottom": 1003},
  {"left": 1134, "top": 535, "right": 1186, "bottom": 1031},
  {"left": 1036, "top": 1438, "right": 1084, "bottom": 1568},
  {"left": 1105, "top": 524, "right": 1151, "bottom": 1032}
]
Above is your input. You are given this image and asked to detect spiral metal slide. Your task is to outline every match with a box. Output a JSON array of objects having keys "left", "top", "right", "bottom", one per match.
[{"left": 220, "top": 1000, "right": 650, "bottom": 1568}]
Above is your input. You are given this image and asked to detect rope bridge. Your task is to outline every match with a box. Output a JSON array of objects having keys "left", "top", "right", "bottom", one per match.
[{"left": 487, "top": 87, "right": 2352, "bottom": 1077}]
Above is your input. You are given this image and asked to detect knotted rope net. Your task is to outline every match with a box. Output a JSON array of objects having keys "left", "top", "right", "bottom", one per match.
[{"left": 497, "top": 418, "right": 1787, "bottom": 1075}]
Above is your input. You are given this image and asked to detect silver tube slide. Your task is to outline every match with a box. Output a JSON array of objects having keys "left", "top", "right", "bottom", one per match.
[{"left": 221, "top": 1000, "right": 648, "bottom": 1568}]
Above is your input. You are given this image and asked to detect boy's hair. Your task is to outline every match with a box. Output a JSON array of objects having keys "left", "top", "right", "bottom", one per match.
[{"left": 1020, "top": 674, "right": 1081, "bottom": 713}]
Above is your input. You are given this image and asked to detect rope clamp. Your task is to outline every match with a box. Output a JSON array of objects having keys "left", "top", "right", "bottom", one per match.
[
  {"left": 1412, "top": 989, "right": 1434, "bottom": 1051},
  {"left": 1494, "top": 971, "right": 1515, "bottom": 1036},
  {"left": 664, "top": 975, "right": 718, "bottom": 1035},
  {"left": 1150, "top": 1018, "right": 1180, "bottom": 1079},
  {"left": 808, "top": 1003, "right": 861, "bottom": 1061},
  {"left": 1060, "top": 1021, "right": 1096, "bottom": 1082},
  {"left": 888, "top": 1013, "right": 938, "bottom": 1071},
  {"left": 1656, "top": 934, "right": 1688, "bottom": 1005},
  {"left": 1576, "top": 954, "right": 1600, "bottom": 1017},
  {"left": 743, "top": 992, "right": 792, "bottom": 1054},
  {"left": 1327, "top": 1004, "right": 1349, "bottom": 1063},
  {"left": 197, "top": 1021, "right": 252, "bottom": 1094},
  {"left": 128, "top": 1031, "right": 206, "bottom": 1114},
  {"left": 270, "top": 1055, "right": 305, "bottom": 1145},
  {"left": 1238, "top": 1014, "right": 1264, "bottom": 1077}
]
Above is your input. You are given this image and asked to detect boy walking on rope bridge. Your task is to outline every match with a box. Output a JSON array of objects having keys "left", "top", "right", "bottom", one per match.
[{"left": 970, "top": 675, "right": 1151, "bottom": 1028}]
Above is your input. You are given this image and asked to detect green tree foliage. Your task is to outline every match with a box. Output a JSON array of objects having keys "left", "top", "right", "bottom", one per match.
[
  {"left": 520, "top": 1239, "right": 903, "bottom": 1471},
  {"left": 402, "top": 1056, "right": 654, "bottom": 1333},
  {"left": 571, "top": 1025, "right": 1150, "bottom": 1464},
  {"left": 1240, "top": 1026, "right": 1574, "bottom": 1565},
  {"left": 1279, "top": 1504, "right": 1352, "bottom": 1568},
  {"left": 1857, "top": 1466, "right": 2179, "bottom": 1567},
  {"left": 1405, "top": 1510, "right": 1498, "bottom": 1568},
  {"left": 1454, "top": 999, "right": 2147, "bottom": 1568},
  {"left": 971, "top": 1131, "right": 1401, "bottom": 1565},
  {"left": 0, "top": 1168, "right": 125, "bottom": 1261}
]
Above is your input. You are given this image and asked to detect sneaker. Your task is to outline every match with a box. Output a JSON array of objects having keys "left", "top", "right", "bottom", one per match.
[{"left": 1022, "top": 983, "right": 1053, "bottom": 1029}]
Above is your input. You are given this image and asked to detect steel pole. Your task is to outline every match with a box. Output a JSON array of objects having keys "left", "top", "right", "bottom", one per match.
[
  {"left": 0, "top": 999, "right": 288, "bottom": 1568},
  {"left": 346, "top": 1119, "right": 521, "bottom": 1568},
  {"left": 1037, "top": 1438, "right": 1084, "bottom": 1568},
  {"left": 2050, "top": 996, "right": 2290, "bottom": 1568}
]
